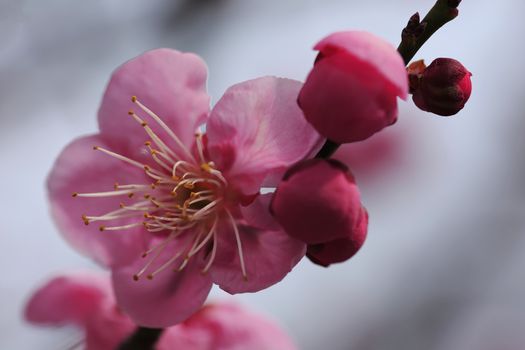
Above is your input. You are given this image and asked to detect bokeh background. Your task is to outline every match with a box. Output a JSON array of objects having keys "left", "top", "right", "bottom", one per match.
[{"left": 1, "top": 0, "right": 524, "bottom": 349}]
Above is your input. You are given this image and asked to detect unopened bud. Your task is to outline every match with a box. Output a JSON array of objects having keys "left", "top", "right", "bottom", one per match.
[{"left": 409, "top": 58, "right": 472, "bottom": 116}]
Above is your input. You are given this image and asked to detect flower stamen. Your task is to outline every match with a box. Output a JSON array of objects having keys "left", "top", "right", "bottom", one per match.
[
  {"left": 226, "top": 209, "right": 248, "bottom": 281},
  {"left": 131, "top": 96, "right": 196, "bottom": 163},
  {"left": 75, "top": 96, "right": 233, "bottom": 281}
]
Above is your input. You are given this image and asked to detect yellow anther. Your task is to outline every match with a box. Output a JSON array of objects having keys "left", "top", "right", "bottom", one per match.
[
  {"left": 200, "top": 162, "right": 213, "bottom": 173},
  {"left": 183, "top": 182, "right": 194, "bottom": 190},
  {"left": 131, "top": 96, "right": 137, "bottom": 102}
]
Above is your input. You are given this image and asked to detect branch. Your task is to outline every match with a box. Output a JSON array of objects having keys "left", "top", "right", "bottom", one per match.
[
  {"left": 397, "top": 0, "right": 462, "bottom": 65},
  {"left": 117, "top": 327, "right": 164, "bottom": 350}
]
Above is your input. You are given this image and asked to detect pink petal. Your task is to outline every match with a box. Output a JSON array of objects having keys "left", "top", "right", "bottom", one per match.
[
  {"left": 210, "top": 219, "right": 306, "bottom": 294},
  {"left": 307, "top": 207, "right": 368, "bottom": 267},
  {"left": 98, "top": 48, "right": 210, "bottom": 163},
  {"left": 24, "top": 272, "right": 111, "bottom": 326},
  {"left": 158, "top": 303, "right": 297, "bottom": 350},
  {"left": 271, "top": 159, "right": 363, "bottom": 244},
  {"left": 47, "top": 135, "right": 150, "bottom": 267},
  {"left": 206, "top": 77, "right": 324, "bottom": 195},
  {"left": 240, "top": 193, "right": 281, "bottom": 231},
  {"left": 84, "top": 305, "right": 135, "bottom": 350},
  {"left": 315, "top": 31, "right": 408, "bottom": 98},
  {"left": 111, "top": 235, "right": 213, "bottom": 327}
]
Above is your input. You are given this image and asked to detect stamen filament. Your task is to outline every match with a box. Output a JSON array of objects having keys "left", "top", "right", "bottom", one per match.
[
  {"left": 73, "top": 189, "right": 134, "bottom": 198},
  {"left": 132, "top": 97, "right": 196, "bottom": 163},
  {"left": 93, "top": 146, "right": 144, "bottom": 169},
  {"left": 202, "top": 230, "right": 218, "bottom": 274},
  {"left": 100, "top": 222, "right": 143, "bottom": 231},
  {"left": 226, "top": 209, "right": 247, "bottom": 281},
  {"left": 189, "top": 217, "right": 218, "bottom": 257}
]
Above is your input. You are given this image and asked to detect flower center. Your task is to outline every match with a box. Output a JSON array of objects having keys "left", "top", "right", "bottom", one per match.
[{"left": 72, "top": 97, "right": 248, "bottom": 281}]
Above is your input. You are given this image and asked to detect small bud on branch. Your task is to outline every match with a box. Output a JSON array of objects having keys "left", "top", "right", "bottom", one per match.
[{"left": 397, "top": 0, "right": 462, "bottom": 65}]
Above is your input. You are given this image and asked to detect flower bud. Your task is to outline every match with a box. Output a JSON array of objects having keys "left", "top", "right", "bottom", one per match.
[
  {"left": 409, "top": 58, "right": 472, "bottom": 116},
  {"left": 298, "top": 31, "right": 409, "bottom": 144},
  {"left": 306, "top": 207, "right": 368, "bottom": 267},
  {"left": 270, "top": 159, "right": 368, "bottom": 265}
]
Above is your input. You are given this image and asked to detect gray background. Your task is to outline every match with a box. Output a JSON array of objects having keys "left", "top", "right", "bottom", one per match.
[{"left": 1, "top": 0, "right": 523, "bottom": 349}]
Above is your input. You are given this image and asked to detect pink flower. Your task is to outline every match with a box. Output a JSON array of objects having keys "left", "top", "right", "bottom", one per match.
[
  {"left": 47, "top": 49, "right": 322, "bottom": 327},
  {"left": 25, "top": 272, "right": 297, "bottom": 350},
  {"left": 270, "top": 159, "right": 368, "bottom": 266},
  {"left": 298, "top": 31, "right": 409, "bottom": 144}
]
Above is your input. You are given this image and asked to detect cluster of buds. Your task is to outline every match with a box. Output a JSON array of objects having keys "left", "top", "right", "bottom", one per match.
[
  {"left": 272, "top": 22, "right": 472, "bottom": 266},
  {"left": 272, "top": 31, "right": 409, "bottom": 266}
]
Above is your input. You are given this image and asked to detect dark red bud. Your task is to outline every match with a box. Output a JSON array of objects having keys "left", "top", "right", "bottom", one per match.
[{"left": 410, "top": 58, "right": 472, "bottom": 116}]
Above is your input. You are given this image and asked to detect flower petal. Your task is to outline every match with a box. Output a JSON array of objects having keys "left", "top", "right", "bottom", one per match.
[
  {"left": 24, "top": 272, "right": 111, "bottom": 326},
  {"left": 47, "top": 135, "right": 150, "bottom": 267},
  {"left": 206, "top": 77, "right": 323, "bottom": 195},
  {"left": 315, "top": 31, "right": 408, "bottom": 99},
  {"left": 111, "top": 235, "right": 213, "bottom": 327},
  {"left": 158, "top": 303, "right": 297, "bottom": 350},
  {"left": 240, "top": 193, "right": 280, "bottom": 231},
  {"left": 210, "top": 219, "right": 306, "bottom": 294},
  {"left": 98, "top": 48, "right": 210, "bottom": 162}
]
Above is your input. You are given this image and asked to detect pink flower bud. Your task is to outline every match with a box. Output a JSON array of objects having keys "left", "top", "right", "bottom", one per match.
[
  {"left": 306, "top": 207, "right": 368, "bottom": 267},
  {"left": 270, "top": 159, "right": 368, "bottom": 265},
  {"left": 409, "top": 58, "right": 472, "bottom": 116},
  {"left": 298, "top": 31, "right": 409, "bottom": 144}
]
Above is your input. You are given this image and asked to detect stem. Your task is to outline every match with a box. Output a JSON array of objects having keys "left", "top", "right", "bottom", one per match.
[
  {"left": 315, "top": 139, "right": 339, "bottom": 158},
  {"left": 397, "top": 0, "right": 462, "bottom": 65},
  {"left": 117, "top": 327, "right": 164, "bottom": 350}
]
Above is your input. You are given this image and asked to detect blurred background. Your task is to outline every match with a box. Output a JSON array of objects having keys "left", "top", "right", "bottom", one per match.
[{"left": 1, "top": 0, "right": 523, "bottom": 349}]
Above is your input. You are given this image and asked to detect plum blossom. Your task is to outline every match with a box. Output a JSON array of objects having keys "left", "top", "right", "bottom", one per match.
[
  {"left": 25, "top": 272, "right": 297, "bottom": 350},
  {"left": 298, "top": 31, "right": 409, "bottom": 144},
  {"left": 271, "top": 159, "right": 368, "bottom": 266},
  {"left": 47, "top": 49, "right": 322, "bottom": 326}
]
